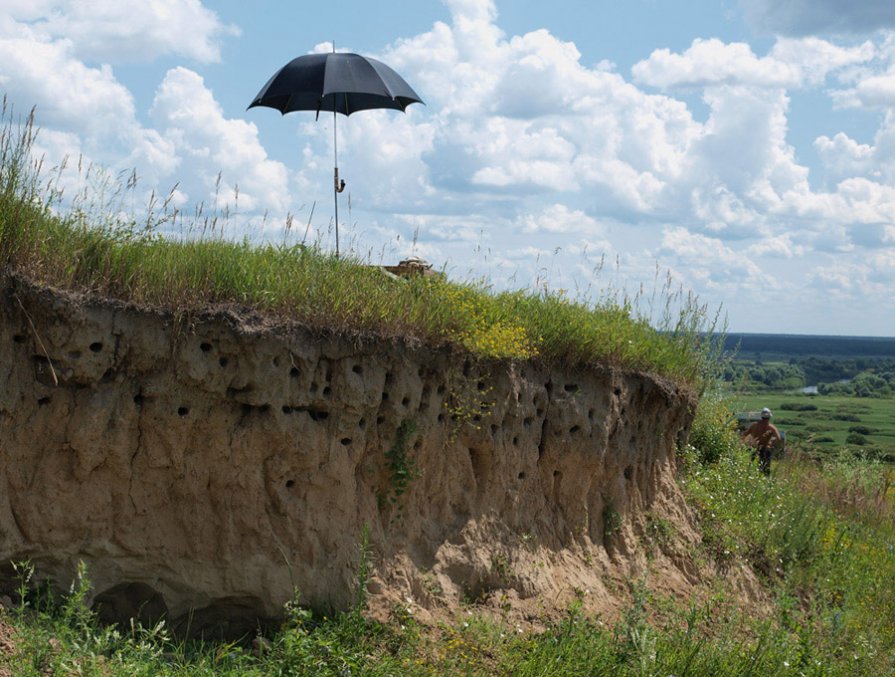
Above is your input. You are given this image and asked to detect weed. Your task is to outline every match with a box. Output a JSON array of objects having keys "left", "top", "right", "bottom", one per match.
[
  {"left": 352, "top": 524, "right": 373, "bottom": 614},
  {"left": 602, "top": 501, "right": 622, "bottom": 540},
  {"left": 384, "top": 420, "right": 419, "bottom": 501}
]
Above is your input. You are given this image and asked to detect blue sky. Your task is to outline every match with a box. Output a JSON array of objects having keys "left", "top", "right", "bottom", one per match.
[{"left": 3, "top": 0, "right": 895, "bottom": 336}]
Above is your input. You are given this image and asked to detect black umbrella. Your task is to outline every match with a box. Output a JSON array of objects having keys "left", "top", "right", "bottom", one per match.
[{"left": 248, "top": 49, "right": 424, "bottom": 256}]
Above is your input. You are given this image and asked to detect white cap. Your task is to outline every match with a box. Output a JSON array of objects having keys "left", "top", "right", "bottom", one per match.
[{"left": 761, "top": 407, "right": 772, "bottom": 419}]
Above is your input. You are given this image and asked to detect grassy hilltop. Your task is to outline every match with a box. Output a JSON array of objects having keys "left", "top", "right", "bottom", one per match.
[
  {"left": 1, "top": 102, "right": 719, "bottom": 390},
  {"left": 3, "top": 104, "right": 895, "bottom": 674}
]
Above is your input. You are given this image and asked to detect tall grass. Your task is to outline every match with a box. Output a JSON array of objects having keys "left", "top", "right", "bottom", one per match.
[{"left": 0, "top": 102, "right": 722, "bottom": 388}]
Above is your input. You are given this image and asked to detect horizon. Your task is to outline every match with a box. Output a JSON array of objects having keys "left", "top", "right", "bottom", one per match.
[{"left": 2, "top": 1, "right": 895, "bottom": 336}]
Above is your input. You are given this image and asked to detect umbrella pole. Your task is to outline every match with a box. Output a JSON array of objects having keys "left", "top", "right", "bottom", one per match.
[{"left": 333, "top": 107, "right": 340, "bottom": 258}]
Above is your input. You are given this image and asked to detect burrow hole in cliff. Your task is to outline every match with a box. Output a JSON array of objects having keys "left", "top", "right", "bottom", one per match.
[
  {"left": 285, "top": 479, "right": 295, "bottom": 489},
  {"left": 402, "top": 396, "right": 410, "bottom": 407},
  {"left": 385, "top": 372, "right": 395, "bottom": 386},
  {"left": 308, "top": 409, "right": 329, "bottom": 422},
  {"left": 353, "top": 364, "right": 363, "bottom": 376},
  {"left": 200, "top": 341, "right": 212, "bottom": 353},
  {"left": 623, "top": 465, "right": 633, "bottom": 481},
  {"left": 341, "top": 438, "right": 352, "bottom": 446},
  {"left": 12, "top": 334, "right": 26, "bottom": 344},
  {"left": 177, "top": 406, "right": 189, "bottom": 417},
  {"left": 553, "top": 470, "right": 562, "bottom": 497},
  {"left": 588, "top": 409, "right": 595, "bottom": 421},
  {"left": 89, "top": 342, "right": 103, "bottom": 353},
  {"left": 358, "top": 418, "right": 366, "bottom": 430},
  {"left": 613, "top": 387, "right": 622, "bottom": 397},
  {"left": 512, "top": 436, "right": 519, "bottom": 446},
  {"left": 37, "top": 396, "right": 51, "bottom": 406},
  {"left": 565, "top": 383, "right": 579, "bottom": 394},
  {"left": 290, "top": 366, "right": 300, "bottom": 378},
  {"left": 133, "top": 393, "right": 145, "bottom": 406},
  {"left": 569, "top": 425, "right": 581, "bottom": 435},
  {"left": 468, "top": 447, "right": 490, "bottom": 486},
  {"left": 219, "top": 357, "right": 229, "bottom": 368}
]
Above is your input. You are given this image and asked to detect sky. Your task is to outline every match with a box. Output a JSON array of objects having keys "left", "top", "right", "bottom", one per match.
[{"left": 2, "top": 0, "right": 895, "bottom": 337}]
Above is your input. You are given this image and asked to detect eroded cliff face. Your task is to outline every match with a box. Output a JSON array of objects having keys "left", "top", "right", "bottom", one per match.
[{"left": 0, "top": 273, "right": 708, "bottom": 636}]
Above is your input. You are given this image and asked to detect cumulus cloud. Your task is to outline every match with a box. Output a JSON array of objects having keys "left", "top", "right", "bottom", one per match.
[
  {"left": 4, "top": 0, "right": 237, "bottom": 64},
  {"left": 149, "top": 68, "right": 290, "bottom": 215},
  {"left": 814, "top": 132, "right": 875, "bottom": 178},
  {"left": 518, "top": 204, "right": 602, "bottom": 234},
  {"left": 740, "top": 0, "right": 895, "bottom": 37},
  {"left": 633, "top": 37, "right": 872, "bottom": 90},
  {"left": 633, "top": 39, "right": 797, "bottom": 89}
]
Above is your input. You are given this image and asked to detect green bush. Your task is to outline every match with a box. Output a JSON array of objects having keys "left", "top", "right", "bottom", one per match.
[
  {"left": 779, "top": 402, "right": 817, "bottom": 411},
  {"left": 687, "top": 394, "right": 741, "bottom": 464}
]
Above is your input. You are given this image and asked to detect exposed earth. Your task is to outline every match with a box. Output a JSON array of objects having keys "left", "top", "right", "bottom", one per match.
[{"left": 0, "top": 271, "right": 765, "bottom": 637}]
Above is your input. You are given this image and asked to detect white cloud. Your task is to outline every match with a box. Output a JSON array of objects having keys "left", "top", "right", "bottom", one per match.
[
  {"left": 5, "top": 0, "right": 237, "bottom": 64},
  {"left": 0, "top": 30, "right": 138, "bottom": 136},
  {"left": 814, "top": 132, "right": 875, "bottom": 177},
  {"left": 149, "top": 68, "right": 291, "bottom": 216},
  {"left": 657, "top": 228, "right": 768, "bottom": 297},
  {"left": 633, "top": 39, "right": 797, "bottom": 89},
  {"left": 518, "top": 204, "right": 602, "bottom": 234},
  {"left": 633, "top": 37, "right": 873, "bottom": 91}
]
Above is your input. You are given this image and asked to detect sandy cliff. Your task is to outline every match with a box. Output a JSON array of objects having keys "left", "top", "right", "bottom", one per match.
[{"left": 0, "top": 272, "right": 720, "bottom": 636}]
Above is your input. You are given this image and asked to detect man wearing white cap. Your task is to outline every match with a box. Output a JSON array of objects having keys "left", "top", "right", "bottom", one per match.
[{"left": 742, "top": 408, "right": 782, "bottom": 475}]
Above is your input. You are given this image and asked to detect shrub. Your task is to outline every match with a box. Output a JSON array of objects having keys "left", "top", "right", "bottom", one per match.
[
  {"left": 779, "top": 402, "right": 818, "bottom": 411},
  {"left": 846, "top": 433, "right": 867, "bottom": 446},
  {"left": 687, "top": 394, "right": 741, "bottom": 464}
]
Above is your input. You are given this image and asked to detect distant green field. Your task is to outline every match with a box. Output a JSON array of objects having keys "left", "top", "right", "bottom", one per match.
[{"left": 733, "top": 393, "right": 895, "bottom": 460}]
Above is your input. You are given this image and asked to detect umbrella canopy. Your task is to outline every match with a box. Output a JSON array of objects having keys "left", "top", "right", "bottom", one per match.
[
  {"left": 248, "top": 52, "right": 423, "bottom": 257},
  {"left": 248, "top": 52, "right": 423, "bottom": 117}
]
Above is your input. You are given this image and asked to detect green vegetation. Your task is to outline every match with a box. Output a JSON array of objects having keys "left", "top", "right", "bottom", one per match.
[
  {"left": 723, "top": 357, "right": 895, "bottom": 395},
  {"left": 736, "top": 393, "right": 895, "bottom": 461},
  {"left": 0, "top": 101, "right": 721, "bottom": 388},
  {"left": 383, "top": 420, "right": 419, "bottom": 501}
]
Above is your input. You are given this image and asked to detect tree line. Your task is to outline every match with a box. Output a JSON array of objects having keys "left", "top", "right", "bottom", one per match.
[{"left": 722, "top": 357, "right": 895, "bottom": 396}]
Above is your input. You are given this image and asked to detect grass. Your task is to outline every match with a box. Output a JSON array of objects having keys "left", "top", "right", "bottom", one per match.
[
  {"left": 735, "top": 392, "right": 895, "bottom": 460},
  {"left": 0, "top": 100, "right": 722, "bottom": 390}
]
